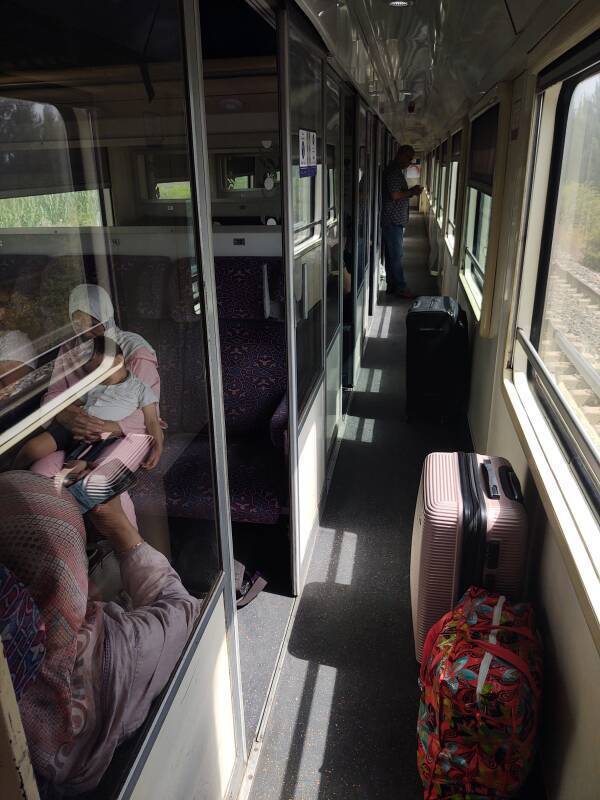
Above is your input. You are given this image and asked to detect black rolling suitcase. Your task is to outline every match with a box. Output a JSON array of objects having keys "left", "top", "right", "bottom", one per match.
[{"left": 406, "top": 295, "right": 468, "bottom": 420}]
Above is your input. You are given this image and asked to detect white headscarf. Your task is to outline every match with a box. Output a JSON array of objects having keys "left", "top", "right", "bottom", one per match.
[{"left": 68, "top": 284, "right": 154, "bottom": 359}]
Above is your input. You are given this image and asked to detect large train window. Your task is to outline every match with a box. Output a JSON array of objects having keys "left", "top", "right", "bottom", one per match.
[
  {"left": 325, "top": 76, "right": 342, "bottom": 347},
  {"left": 356, "top": 105, "right": 369, "bottom": 289},
  {"left": 463, "top": 104, "right": 499, "bottom": 296},
  {"left": 431, "top": 146, "right": 439, "bottom": 210},
  {"left": 446, "top": 129, "right": 462, "bottom": 251},
  {"left": 0, "top": 1, "right": 223, "bottom": 795},
  {"left": 530, "top": 65, "right": 600, "bottom": 496},
  {"left": 437, "top": 139, "right": 449, "bottom": 227},
  {"left": 290, "top": 29, "right": 324, "bottom": 415}
]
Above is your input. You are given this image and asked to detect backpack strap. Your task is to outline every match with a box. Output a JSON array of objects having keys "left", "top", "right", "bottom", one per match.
[{"left": 467, "top": 636, "right": 541, "bottom": 699}]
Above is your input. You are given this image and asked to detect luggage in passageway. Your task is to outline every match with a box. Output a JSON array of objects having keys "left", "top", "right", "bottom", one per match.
[
  {"left": 417, "top": 586, "right": 542, "bottom": 800},
  {"left": 406, "top": 296, "right": 468, "bottom": 421},
  {"left": 410, "top": 452, "right": 528, "bottom": 662}
]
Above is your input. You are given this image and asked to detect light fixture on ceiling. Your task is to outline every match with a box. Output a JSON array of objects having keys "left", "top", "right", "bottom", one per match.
[{"left": 389, "top": 0, "right": 414, "bottom": 7}]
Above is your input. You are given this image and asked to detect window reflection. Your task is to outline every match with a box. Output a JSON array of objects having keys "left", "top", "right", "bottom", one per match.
[{"left": 0, "top": 1, "right": 220, "bottom": 794}]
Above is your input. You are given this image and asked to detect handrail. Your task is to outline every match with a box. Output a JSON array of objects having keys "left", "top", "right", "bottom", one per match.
[{"left": 515, "top": 327, "right": 600, "bottom": 500}]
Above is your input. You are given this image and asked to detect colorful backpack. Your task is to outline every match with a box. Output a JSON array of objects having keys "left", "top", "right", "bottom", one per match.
[{"left": 417, "top": 586, "right": 542, "bottom": 799}]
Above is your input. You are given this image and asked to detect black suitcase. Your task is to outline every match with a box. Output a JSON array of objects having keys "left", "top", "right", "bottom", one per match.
[{"left": 406, "top": 295, "right": 468, "bottom": 420}]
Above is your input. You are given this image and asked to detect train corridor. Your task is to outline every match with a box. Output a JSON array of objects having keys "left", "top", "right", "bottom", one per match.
[{"left": 247, "top": 214, "right": 470, "bottom": 799}]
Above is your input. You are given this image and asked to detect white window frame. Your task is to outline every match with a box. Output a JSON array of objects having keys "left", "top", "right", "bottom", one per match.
[{"left": 504, "top": 66, "right": 600, "bottom": 647}]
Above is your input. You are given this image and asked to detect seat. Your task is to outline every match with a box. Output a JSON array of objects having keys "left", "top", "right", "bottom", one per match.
[{"left": 163, "top": 256, "right": 288, "bottom": 525}]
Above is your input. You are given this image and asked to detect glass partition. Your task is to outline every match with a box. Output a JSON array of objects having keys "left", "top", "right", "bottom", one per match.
[
  {"left": 325, "top": 77, "right": 342, "bottom": 348},
  {"left": 290, "top": 31, "right": 324, "bottom": 414},
  {"left": 356, "top": 105, "right": 369, "bottom": 288},
  {"left": 0, "top": 1, "right": 222, "bottom": 795}
]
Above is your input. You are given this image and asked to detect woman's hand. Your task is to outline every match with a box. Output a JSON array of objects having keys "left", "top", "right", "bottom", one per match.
[
  {"left": 56, "top": 406, "right": 121, "bottom": 442},
  {"left": 143, "top": 437, "right": 163, "bottom": 470},
  {"left": 89, "top": 496, "right": 143, "bottom": 554}
]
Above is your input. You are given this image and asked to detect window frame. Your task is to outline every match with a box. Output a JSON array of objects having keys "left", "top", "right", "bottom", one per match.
[
  {"left": 527, "top": 63, "right": 600, "bottom": 512},
  {"left": 445, "top": 127, "right": 463, "bottom": 255},
  {"left": 459, "top": 85, "right": 511, "bottom": 335},
  {"left": 504, "top": 34, "right": 600, "bottom": 649},
  {"left": 437, "top": 139, "right": 449, "bottom": 228}
]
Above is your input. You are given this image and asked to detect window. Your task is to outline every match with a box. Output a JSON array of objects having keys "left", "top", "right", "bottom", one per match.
[
  {"left": 356, "top": 105, "right": 369, "bottom": 289},
  {"left": 217, "top": 153, "right": 281, "bottom": 195},
  {"left": 325, "top": 78, "right": 341, "bottom": 347},
  {"left": 141, "top": 151, "right": 192, "bottom": 201},
  {"left": 446, "top": 130, "right": 462, "bottom": 247},
  {"left": 290, "top": 30, "right": 324, "bottom": 414},
  {"left": 0, "top": 189, "right": 103, "bottom": 227},
  {"left": 431, "top": 148, "right": 439, "bottom": 209},
  {"left": 531, "top": 68, "right": 600, "bottom": 496},
  {"left": 0, "top": 2, "right": 222, "bottom": 795},
  {"left": 463, "top": 105, "right": 499, "bottom": 299},
  {"left": 437, "top": 139, "right": 449, "bottom": 226},
  {"left": 425, "top": 152, "right": 432, "bottom": 193}
]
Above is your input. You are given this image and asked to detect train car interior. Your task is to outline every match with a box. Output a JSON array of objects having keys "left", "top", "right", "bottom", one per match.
[{"left": 0, "top": 1, "right": 599, "bottom": 800}]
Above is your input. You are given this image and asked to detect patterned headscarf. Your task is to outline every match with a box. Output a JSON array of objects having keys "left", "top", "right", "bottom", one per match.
[
  {"left": 0, "top": 471, "right": 100, "bottom": 781},
  {"left": 0, "top": 563, "right": 46, "bottom": 699}
]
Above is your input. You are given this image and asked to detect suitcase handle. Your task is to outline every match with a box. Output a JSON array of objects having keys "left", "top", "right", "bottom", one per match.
[
  {"left": 499, "top": 465, "right": 524, "bottom": 502},
  {"left": 481, "top": 459, "right": 500, "bottom": 499}
]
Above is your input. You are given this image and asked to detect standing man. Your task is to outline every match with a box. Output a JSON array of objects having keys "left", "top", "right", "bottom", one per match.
[{"left": 381, "top": 144, "right": 422, "bottom": 298}]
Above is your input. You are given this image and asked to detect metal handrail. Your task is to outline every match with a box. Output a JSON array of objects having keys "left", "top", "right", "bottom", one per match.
[{"left": 515, "top": 327, "right": 600, "bottom": 496}]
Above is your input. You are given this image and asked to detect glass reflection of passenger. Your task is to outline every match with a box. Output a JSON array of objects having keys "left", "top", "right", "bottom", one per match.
[
  {"left": 0, "top": 471, "right": 202, "bottom": 794},
  {"left": 14, "top": 336, "right": 163, "bottom": 480},
  {"left": 37, "top": 284, "right": 160, "bottom": 445},
  {"left": 31, "top": 284, "right": 162, "bottom": 526},
  {"left": 0, "top": 286, "right": 37, "bottom": 393}
]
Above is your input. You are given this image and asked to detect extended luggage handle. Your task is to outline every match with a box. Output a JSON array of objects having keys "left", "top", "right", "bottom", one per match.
[{"left": 481, "top": 459, "right": 500, "bottom": 499}]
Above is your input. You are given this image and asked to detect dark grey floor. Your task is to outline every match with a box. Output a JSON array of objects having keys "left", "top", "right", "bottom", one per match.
[
  {"left": 248, "top": 215, "right": 471, "bottom": 799},
  {"left": 239, "top": 588, "right": 294, "bottom": 749}
]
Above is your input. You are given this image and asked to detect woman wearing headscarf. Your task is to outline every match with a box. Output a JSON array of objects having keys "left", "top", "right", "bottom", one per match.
[
  {"left": 42, "top": 283, "right": 160, "bottom": 443},
  {"left": 30, "top": 284, "right": 161, "bottom": 527},
  {"left": 0, "top": 471, "right": 201, "bottom": 795}
]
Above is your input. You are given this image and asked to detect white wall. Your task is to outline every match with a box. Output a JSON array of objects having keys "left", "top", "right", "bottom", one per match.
[
  {"left": 423, "top": 67, "right": 600, "bottom": 800},
  {"left": 129, "top": 595, "right": 237, "bottom": 800},
  {"left": 297, "top": 379, "right": 326, "bottom": 586}
]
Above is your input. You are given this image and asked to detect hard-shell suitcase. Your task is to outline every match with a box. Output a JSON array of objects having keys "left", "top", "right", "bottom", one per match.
[
  {"left": 410, "top": 451, "right": 528, "bottom": 662},
  {"left": 406, "top": 296, "right": 468, "bottom": 420}
]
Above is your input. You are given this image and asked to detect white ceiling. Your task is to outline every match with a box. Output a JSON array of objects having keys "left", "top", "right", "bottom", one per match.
[{"left": 299, "top": 0, "right": 579, "bottom": 148}]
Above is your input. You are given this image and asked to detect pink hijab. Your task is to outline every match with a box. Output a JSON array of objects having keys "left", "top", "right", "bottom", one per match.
[{"left": 0, "top": 471, "right": 102, "bottom": 783}]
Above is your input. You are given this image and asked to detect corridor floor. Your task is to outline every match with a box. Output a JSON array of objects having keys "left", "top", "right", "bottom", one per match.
[{"left": 248, "top": 214, "right": 470, "bottom": 799}]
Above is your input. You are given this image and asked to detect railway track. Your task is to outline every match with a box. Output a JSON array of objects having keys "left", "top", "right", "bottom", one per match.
[{"left": 539, "top": 257, "right": 600, "bottom": 450}]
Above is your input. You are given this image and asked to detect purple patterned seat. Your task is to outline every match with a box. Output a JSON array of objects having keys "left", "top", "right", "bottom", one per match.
[
  {"left": 163, "top": 256, "right": 288, "bottom": 525},
  {"left": 118, "top": 254, "right": 287, "bottom": 526},
  {"left": 214, "top": 257, "right": 284, "bottom": 320},
  {"left": 164, "top": 438, "right": 286, "bottom": 525}
]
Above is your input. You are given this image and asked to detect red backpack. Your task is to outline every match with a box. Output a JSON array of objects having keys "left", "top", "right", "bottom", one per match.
[{"left": 417, "top": 586, "right": 542, "bottom": 799}]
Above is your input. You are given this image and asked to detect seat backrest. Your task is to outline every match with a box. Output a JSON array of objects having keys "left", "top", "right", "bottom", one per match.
[
  {"left": 214, "top": 257, "right": 287, "bottom": 436},
  {"left": 111, "top": 255, "right": 209, "bottom": 436},
  {"left": 214, "top": 256, "right": 284, "bottom": 320}
]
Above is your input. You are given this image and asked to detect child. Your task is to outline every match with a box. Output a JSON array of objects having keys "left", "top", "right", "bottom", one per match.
[{"left": 15, "top": 336, "right": 163, "bottom": 473}]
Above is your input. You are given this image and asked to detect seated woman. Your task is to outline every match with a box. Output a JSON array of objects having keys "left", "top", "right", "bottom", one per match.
[
  {"left": 0, "top": 470, "right": 201, "bottom": 795},
  {"left": 15, "top": 336, "right": 163, "bottom": 477},
  {"left": 32, "top": 283, "right": 161, "bottom": 529}
]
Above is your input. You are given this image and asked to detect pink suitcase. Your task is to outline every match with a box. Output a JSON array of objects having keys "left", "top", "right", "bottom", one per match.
[{"left": 410, "top": 452, "right": 528, "bottom": 662}]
